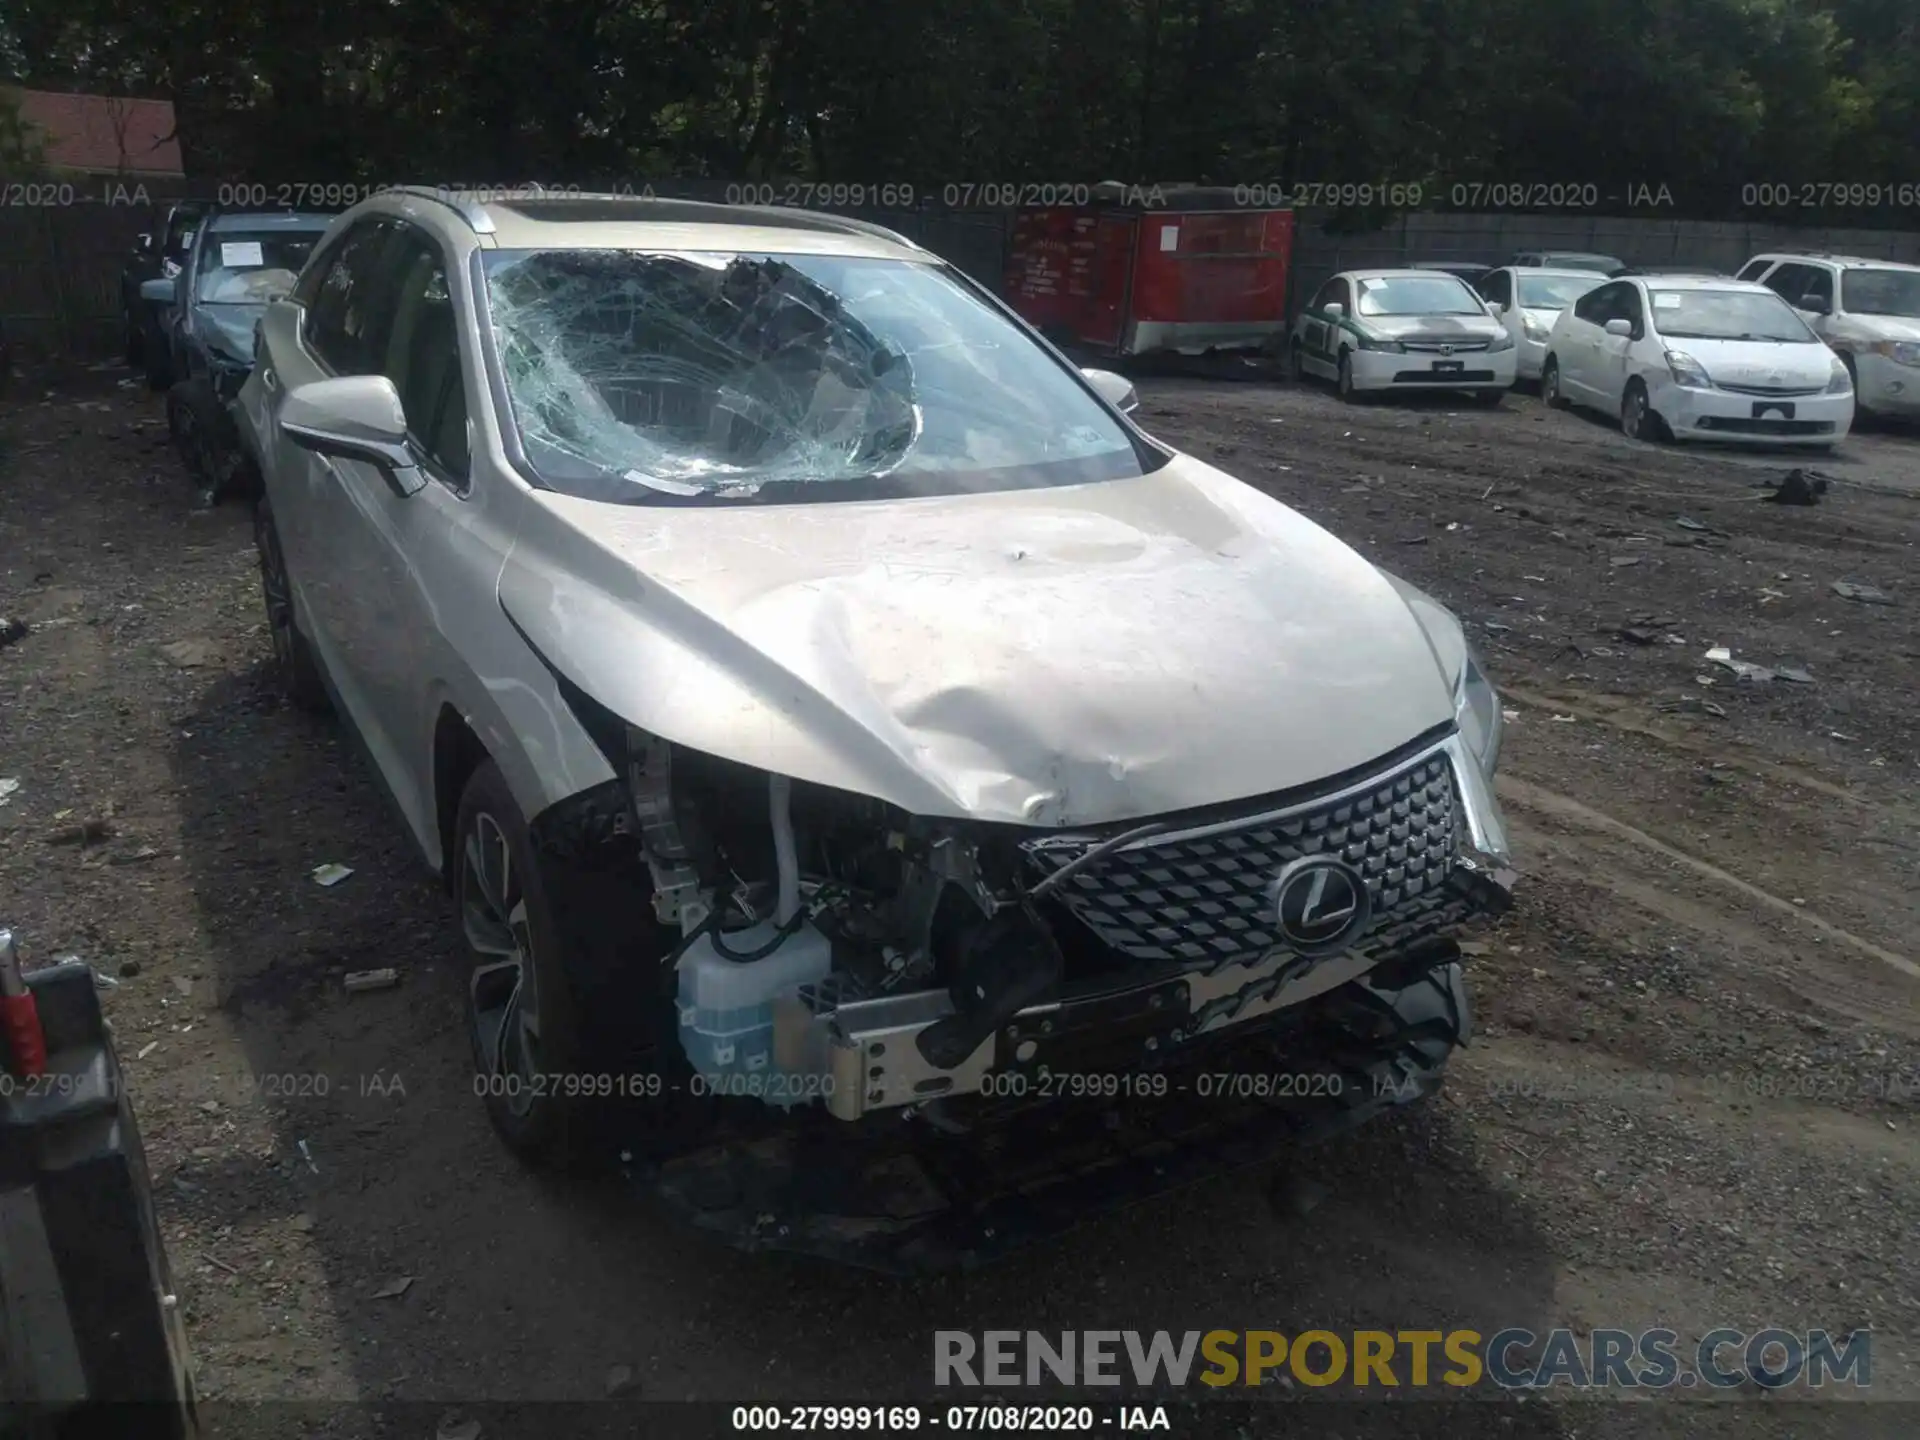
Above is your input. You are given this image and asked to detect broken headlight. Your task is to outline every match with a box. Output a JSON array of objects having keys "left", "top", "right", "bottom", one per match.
[{"left": 1455, "top": 643, "right": 1503, "bottom": 778}]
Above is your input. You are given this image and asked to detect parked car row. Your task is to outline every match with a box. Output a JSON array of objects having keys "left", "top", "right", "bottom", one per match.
[
  {"left": 121, "top": 204, "right": 333, "bottom": 504},
  {"left": 1287, "top": 251, "right": 1920, "bottom": 449}
]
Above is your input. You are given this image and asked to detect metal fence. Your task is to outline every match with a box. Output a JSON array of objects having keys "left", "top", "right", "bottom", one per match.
[{"left": 6, "top": 192, "right": 1920, "bottom": 362}]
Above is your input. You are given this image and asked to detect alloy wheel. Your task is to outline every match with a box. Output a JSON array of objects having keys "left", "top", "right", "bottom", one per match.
[
  {"left": 462, "top": 811, "right": 542, "bottom": 1117},
  {"left": 1622, "top": 386, "right": 1649, "bottom": 440}
]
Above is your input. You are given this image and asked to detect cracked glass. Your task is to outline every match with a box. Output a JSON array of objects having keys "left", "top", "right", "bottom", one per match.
[{"left": 479, "top": 249, "right": 1150, "bottom": 505}]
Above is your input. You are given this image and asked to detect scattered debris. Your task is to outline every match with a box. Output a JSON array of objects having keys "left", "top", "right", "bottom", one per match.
[
  {"left": 136, "top": 1040, "right": 159, "bottom": 1060},
  {"left": 1659, "top": 696, "right": 1729, "bottom": 719},
  {"left": 436, "top": 1416, "right": 481, "bottom": 1440},
  {"left": 1674, "top": 516, "right": 1710, "bottom": 532},
  {"left": 198, "top": 1100, "right": 219, "bottom": 1115},
  {"left": 93, "top": 969, "right": 120, "bottom": 990},
  {"left": 120, "top": 960, "right": 142, "bottom": 978},
  {"left": 1760, "top": 469, "right": 1829, "bottom": 505},
  {"left": 372, "top": 1275, "right": 415, "bottom": 1300},
  {"left": 311, "top": 863, "right": 355, "bottom": 887},
  {"left": 1703, "top": 646, "right": 1775, "bottom": 683},
  {"left": 1609, "top": 555, "right": 1642, "bottom": 567},
  {"left": 1398, "top": 534, "right": 1429, "bottom": 546},
  {"left": 298, "top": 1139, "right": 318, "bottom": 1173},
  {"left": 1551, "top": 714, "right": 1577, "bottom": 723},
  {"left": 290, "top": 1213, "right": 317, "bottom": 1233},
  {"left": 172, "top": 976, "right": 195, "bottom": 999},
  {"left": 605, "top": 1364, "right": 639, "bottom": 1398},
  {"left": 1616, "top": 627, "right": 1660, "bottom": 646},
  {"left": 344, "top": 968, "right": 400, "bottom": 994},
  {"left": 157, "top": 637, "right": 219, "bottom": 668},
  {"left": 1500, "top": 708, "right": 1519, "bottom": 724},
  {"left": 108, "top": 846, "right": 162, "bottom": 865},
  {"left": 0, "top": 778, "right": 18, "bottom": 806},
  {"left": 0, "top": 617, "right": 28, "bottom": 649},
  {"left": 1830, "top": 581, "right": 1893, "bottom": 606},
  {"left": 1775, "top": 667, "right": 1815, "bottom": 685},
  {"left": 203, "top": 1252, "right": 241, "bottom": 1276},
  {"left": 1482, "top": 621, "right": 1512, "bottom": 633},
  {"left": 43, "top": 818, "right": 114, "bottom": 846}
]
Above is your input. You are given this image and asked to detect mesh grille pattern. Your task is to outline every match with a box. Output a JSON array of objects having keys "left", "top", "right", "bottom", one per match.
[{"left": 1025, "top": 750, "right": 1460, "bottom": 970}]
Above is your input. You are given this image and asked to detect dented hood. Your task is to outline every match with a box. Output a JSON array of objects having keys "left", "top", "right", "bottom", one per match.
[{"left": 499, "top": 453, "right": 1459, "bottom": 827}]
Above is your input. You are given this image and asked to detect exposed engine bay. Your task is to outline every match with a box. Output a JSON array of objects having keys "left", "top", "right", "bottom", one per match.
[{"left": 617, "top": 725, "right": 1515, "bottom": 1126}]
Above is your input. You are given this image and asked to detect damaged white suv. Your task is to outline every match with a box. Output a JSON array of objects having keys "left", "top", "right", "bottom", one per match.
[{"left": 239, "top": 189, "right": 1514, "bottom": 1265}]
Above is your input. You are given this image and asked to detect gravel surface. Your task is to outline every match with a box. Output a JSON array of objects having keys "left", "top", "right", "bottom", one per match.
[{"left": 1, "top": 365, "right": 1916, "bottom": 1437}]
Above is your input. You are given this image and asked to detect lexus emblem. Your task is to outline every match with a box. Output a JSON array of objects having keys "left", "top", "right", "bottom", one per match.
[{"left": 1268, "top": 855, "right": 1375, "bottom": 957}]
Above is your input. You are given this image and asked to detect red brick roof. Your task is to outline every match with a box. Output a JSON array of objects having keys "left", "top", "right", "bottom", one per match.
[{"left": 14, "top": 89, "right": 185, "bottom": 175}]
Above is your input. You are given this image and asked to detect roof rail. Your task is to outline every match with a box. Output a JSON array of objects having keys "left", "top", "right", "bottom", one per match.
[{"left": 384, "top": 184, "right": 497, "bottom": 234}]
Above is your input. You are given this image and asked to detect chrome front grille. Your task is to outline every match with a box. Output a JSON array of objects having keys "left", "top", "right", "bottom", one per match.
[
  {"left": 1022, "top": 747, "right": 1461, "bottom": 971},
  {"left": 1717, "top": 382, "right": 1823, "bottom": 397},
  {"left": 1403, "top": 338, "right": 1491, "bottom": 353}
]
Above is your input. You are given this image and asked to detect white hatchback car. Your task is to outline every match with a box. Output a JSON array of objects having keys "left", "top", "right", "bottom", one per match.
[
  {"left": 1735, "top": 253, "right": 1920, "bottom": 421},
  {"left": 1287, "top": 269, "right": 1516, "bottom": 404},
  {"left": 1473, "top": 267, "right": 1605, "bottom": 381},
  {"left": 1541, "top": 275, "right": 1854, "bottom": 447}
]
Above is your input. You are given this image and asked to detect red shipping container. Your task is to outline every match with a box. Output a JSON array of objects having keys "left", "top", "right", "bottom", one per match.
[{"left": 1005, "top": 190, "right": 1294, "bottom": 356}]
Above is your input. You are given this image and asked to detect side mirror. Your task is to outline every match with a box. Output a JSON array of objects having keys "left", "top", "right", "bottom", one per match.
[
  {"left": 1486, "top": 300, "right": 1507, "bottom": 315},
  {"left": 1081, "top": 366, "right": 1139, "bottom": 415},
  {"left": 279, "top": 376, "right": 426, "bottom": 497},
  {"left": 1322, "top": 300, "right": 1345, "bottom": 319},
  {"left": 139, "top": 277, "right": 175, "bottom": 304},
  {"left": 1603, "top": 317, "right": 1634, "bottom": 337},
  {"left": 1798, "top": 294, "right": 1829, "bottom": 315}
]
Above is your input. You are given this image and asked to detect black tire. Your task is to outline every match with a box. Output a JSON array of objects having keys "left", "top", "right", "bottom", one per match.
[
  {"left": 143, "top": 331, "right": 173, "bottom": 392},
  {"left": 1287, "top": 339, "right": 1307, "bottom": 383},
  {"left": 252, "top": 497, "right": 329, "bottom": 714},
  {"left": 1336, "top": 349, "right": 1361, "bottom": 403},
  {"left": 1839, "top": 352, "right": 1871, "bottom": 422},
  {"left": 166, "top": 379, "right": 220, "bottom": 487},
  {"left": 453, "top": 762, "right": 713, "bottom": 1169},
  {"left": 1620, "top": 378, "right": 1660, "bottom": 442},
  {"left": 1540, "top": 356, "right": 1568, "bottom": 409},
  {"left": 124, "top": 315, "right": 145, "bottom": 367}
]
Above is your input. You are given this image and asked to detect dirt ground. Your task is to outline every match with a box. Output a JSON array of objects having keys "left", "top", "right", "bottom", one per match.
[{"left": 1, "top": 361, "right": 1916, "bottom": 1439}]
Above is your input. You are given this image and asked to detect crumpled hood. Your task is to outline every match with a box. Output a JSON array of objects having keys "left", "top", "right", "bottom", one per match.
[
  {"left": 1361, "top": 312, "right": 1505, "bottom": 342},
  {"left": 1840, "top": 315, "right": 1920, "bottom": 342},
  {"left": 501, "top": 454, "right": 1459, "bottom": 827},
  {"left": 191, "top": 305, "right": 263, "bottom": 365}
]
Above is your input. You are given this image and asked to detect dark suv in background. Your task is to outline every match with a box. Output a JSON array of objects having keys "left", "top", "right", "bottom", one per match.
[{"left": 120, "top": 201, "right": 207, "bottom": 385}]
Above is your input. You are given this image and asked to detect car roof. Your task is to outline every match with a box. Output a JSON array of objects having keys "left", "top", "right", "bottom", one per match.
[
  {"left": 1749, "top": 252, "right": 1919, "bottom": 270},
  {"left": 1508, "top": 266, "right": 1607, "bottom": 279},
  {"left": 383, "top": 189, "right": 929, "bottom": 261},
  {"left": 206, "top": 210, "right": 335, "bottom": 233},
  {"left": 1621, "top": 275, "right": 1774, "bottom": 293},
  {"left": 1344, "top": 267, "right": 1475, "bottom": 281}
]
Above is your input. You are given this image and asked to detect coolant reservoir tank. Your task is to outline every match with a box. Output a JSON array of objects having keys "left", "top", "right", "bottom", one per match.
[{"left": 674, "top": 921, "right": 833, "bottom": 1091}]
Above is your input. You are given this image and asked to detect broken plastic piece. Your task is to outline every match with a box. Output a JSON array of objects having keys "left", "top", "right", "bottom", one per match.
[
  {"left": 311, "top": 863, "right": 354, "bottom": 887},
  {"left": 344, "top": 968, "right": 400, "bottom": 993}
]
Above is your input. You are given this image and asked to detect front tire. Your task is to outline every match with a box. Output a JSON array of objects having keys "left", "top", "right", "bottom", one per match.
[
  {"left": 1620, "top": 378, "right": 1660, "bottom": 442},
  {"left": 253, "top": 497, "right": 329, "bottom": 714},
  {"left": 1287, "top": 339, "right": 1306, "bottom": 383},
  {"left": 1336, "top": 350, "right": 1361, "bottom": 403},
  {"left": 1541, "top": 357, "right": 1568, "bottom": 409}
]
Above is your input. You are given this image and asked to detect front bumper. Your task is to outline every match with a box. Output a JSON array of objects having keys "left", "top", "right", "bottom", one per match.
[
  {"left": 646, "top": 954, "right": 1480, "bottom": 1272},
  {"left": 1650, "top": 378, "right": 1854, "bottom": 444},
  {"left": 1853, "top": 353, "right": 1920, "bottom": 416},
  {"left": 1516, "top": 334, "right": 1551, "bottom": 380},
  {"left": 1349, "top": 346, "right": 1517, "bottom": 392}
]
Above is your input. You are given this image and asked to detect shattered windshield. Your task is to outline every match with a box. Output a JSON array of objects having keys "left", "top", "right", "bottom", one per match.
[
  {"left": 1840, "top": 268, "right": 1920, "bottom": 318},
  {"left": 479, "top": 249, "right": 1147, "bottom": 504},
  {"left": 194, "top": 232, "right": 319, "bottom": 304}
]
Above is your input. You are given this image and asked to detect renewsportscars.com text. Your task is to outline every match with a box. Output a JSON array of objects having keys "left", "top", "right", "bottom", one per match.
[{"left": 934, "top": 1328, "right": 1870, "bottom": 1391}]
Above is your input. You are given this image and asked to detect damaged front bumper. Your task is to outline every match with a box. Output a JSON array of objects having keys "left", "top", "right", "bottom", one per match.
[{"left": 645, "top": 951, "right": 1482, "bottom": 1272}]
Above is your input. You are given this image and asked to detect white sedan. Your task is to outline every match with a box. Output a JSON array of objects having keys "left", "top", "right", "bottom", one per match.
[
  {"left": 1288, "top": 269, "right": 1516, "bottom": 404},
  {"left": 1473, "top": 267, "right": 1605, "bottom": 380},
  {"left": 1541, "top": 275, "right": 1854, "bottom": 448}
]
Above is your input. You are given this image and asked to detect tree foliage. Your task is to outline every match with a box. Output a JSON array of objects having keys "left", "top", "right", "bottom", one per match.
[{"left": 9, "top": 0, "right": 1920, "bottom": 215}]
